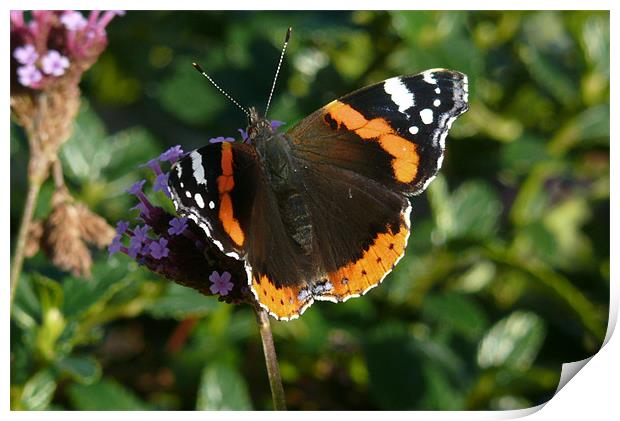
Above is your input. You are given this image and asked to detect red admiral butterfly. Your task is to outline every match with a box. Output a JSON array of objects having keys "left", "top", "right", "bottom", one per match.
[{"left": 168, "top": 28, "right": 469, "bottom": 320}]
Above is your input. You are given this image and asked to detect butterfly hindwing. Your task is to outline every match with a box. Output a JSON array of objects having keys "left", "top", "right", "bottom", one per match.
[{"left": 290, "top": 156, "right": 411, "bottom": 303}]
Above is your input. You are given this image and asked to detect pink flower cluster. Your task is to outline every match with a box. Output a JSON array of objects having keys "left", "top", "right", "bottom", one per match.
[{"left": 10, "top": 10, "right": 124, "bottom": 90}]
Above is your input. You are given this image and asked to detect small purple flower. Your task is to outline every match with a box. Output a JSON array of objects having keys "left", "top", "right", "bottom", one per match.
[
  {"left": 209, "top": 271, "right": 234, "bottom": 296},
  {"left": 13, "top": 44, "right": 38, "bottom": 65},
  {"left": 209, "top": 136, "right": 235, "bottom": 144},
  {"left": 41, "top": 50, "right": 70, "bottom": 77},
  {"left": 270, "top": 120, "right": 286, "bottom": 129},
  {"left": 10, "top": 11, "right": 24, "bottom": 27},
  {"left": 131, "top": 201, "right": 149, "bottom": 218},
  {"left": 154, "top": 172, "right": 171, "bottom": 197},
  {"left": 17, "top": 65, "right": 43, "bottom": 87},
  {"left": 108, "top": 236, "right": 122, "bottom": 256},
  {"left": 128, "top": 236, "right": 143, "bottom": 259},
  {"left": 132, "top": 225, "right": 150, "bottom": 243},
  {"left": 97, "top": 10, "right": 126, "bottom": 30},
  {"left": 127, "top": 179, "right": 147, "bottom": 196},
  {"left": 238, "top": 128, "right": 249, "bottom": 142},
  {"left": 150, "top": 238, "right": 169, "bottom": 260},
  {"left": 168, "top": 217, "right": 188, "bottom": 236},
  {"left": 142, "top": 159, "right": 162, "bottom": 176},
  {"left": 60, "top": 11, "right": 88, "bottom": 31},
  {"left": 115, "top": 220, "right": 130, "bottom": 235},
  {"left": 159, "top": 145, "right": 184, "bottom": 163}
]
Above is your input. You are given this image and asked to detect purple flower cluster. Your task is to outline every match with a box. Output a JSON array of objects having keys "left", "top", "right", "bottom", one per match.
[
  {"left": 11, "top": 10, "right": 124, "bottom": 89},
  {"left": 109, "top": 144, "right": 248, "bottom": 300},
  {"left": 110, "top": 124, "right": 285, "bottom": 302},
  {"left": 109, "top": 145, "right": 186, "bottom": 260}
]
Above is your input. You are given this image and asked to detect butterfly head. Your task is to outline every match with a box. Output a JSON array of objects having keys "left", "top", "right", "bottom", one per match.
[{"left": 246, "top": 106, "right": 274, "bottom": 144}]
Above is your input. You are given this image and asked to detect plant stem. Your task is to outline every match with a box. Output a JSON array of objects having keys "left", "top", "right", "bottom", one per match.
[
  {"left": 10, "top": 179, "right": 43, "bottom": 305},
  {"left": 255, "top": 307, "right": 287, "bottom": 410}
]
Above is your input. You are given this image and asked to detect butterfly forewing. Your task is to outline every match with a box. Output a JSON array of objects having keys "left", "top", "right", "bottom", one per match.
[{"left": 288, "top": 69, "right": 468, "bottom": 195}]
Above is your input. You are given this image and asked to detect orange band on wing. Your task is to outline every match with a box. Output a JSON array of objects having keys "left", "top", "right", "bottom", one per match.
[
  {"left": 252, "top": 274, "right": 311, "bottom": 320},
  {"left": 325, "top": 220, "right": 409, "bottom": 300},
  {"left": 324, "top": 101, "right": 420, "bottom": 183},
  {"left": 217, "top": 142, "right": 245, "bottom": 246}
]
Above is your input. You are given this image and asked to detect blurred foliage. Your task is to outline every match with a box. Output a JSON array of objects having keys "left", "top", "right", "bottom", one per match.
[{"left": 10, "top": 11, "right": 609, "bottom": 410}]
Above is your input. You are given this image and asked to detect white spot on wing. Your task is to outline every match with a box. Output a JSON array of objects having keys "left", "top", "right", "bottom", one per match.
[
  {"left": 190, "top": 151, "right": 207, "bottom": 185},
  {"left": 185, "top": 191, "right": 191, "bottom": 198},
  {"left": 384, "top": 77, "right": 414, "bottom": 114},
  {"left": 435, "top": 87, "right": 441, "bottom": 94},
  {"left": 209, "top": 201, "right": 215, "bottom": 209},
  {"left": 423, "top": 71, "right": 437, "bottom": 85},
  {"left": 409, "top": 126, "right": 419, "bottom": 135},
  {"left": 195, "top": 193, "right": 205, "bottom": 208},
  {"left": 433, "top": 99, "right": 441, "bottom": 107},
  {"left": 420, "top": 108, "right": 434, "bottom": 124}
]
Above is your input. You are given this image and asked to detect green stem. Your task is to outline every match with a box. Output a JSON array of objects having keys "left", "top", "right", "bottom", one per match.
[
  {"left": 255, "top": 307, "right": 287, "bottom": 410},
  {"left": 10, "top": 179, "right": 43, "bottom": 306}
]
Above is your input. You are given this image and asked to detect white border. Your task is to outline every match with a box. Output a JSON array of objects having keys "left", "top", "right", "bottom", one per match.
[{"left": 4, "top": 4, "right": 617, "bottom": 419}]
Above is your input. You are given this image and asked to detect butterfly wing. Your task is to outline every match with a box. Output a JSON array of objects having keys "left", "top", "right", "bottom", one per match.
[
  {"left": 288, "top": 69, "right": 468, "bottom": 195},
  {"left": 290, "top": 156, "right": 412, "bottom": 303},
  {"left": 168, "top": 141, "right": 319, "bottom": 320},
  {"left": 284, "top": 69, "right": 468, "bottom": 303}
]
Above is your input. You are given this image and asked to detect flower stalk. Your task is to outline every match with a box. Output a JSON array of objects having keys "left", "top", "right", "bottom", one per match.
[
  {"left": 255, "top": 307, "right": 287, "bottom": 410},
  {"left": 10, "top": 177, "right": 42, "bottom": 304},
  {"left": 10, "top": 11, "right": 123, "bottom": 303}
]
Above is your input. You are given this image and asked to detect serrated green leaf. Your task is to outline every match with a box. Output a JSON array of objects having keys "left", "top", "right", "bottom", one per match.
[
  {"left": 67, "top": 378, "right": 151, "bottom": 410},
  {"left": 20, "top": 370, "right": 56, "bottom": 410},
  {"left": 477, "top": 311, "right": 546, "bottom": 370},
  {"left": 196, "top": 363, "right": 252, "bottom": 410}
]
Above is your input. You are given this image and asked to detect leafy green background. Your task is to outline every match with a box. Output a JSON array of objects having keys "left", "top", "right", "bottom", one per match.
[{"left": 10, "top": 11, "right": 609, "bottom": 410}]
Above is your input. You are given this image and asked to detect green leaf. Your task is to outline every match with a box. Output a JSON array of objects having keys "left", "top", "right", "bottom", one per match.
[
  {"left": 56, "top": 355, "right": 101, "bottom": 385},
  {"left": 501, "top": 135, "right": 549, "bottom": 175},
  {"left": 146, "top": 283, "right": 219, "bottom": 320},
  {"left": 549, "top": 104, "right": 610, "bottom": 155},
  {"left": 421, "top": 293, "right": 489, "bottom": 341},
  {"left": 450, "top": 181, "right": 503, "bottom": 240},
  {"left": 62, "top": 255, "right": 130, "bottom": 320},
  {"left": 20, "top": 370, "right": 56, "bottom": 410},
  {"left": 364, "top": 326, "right": 424, "bottom": 409},
  {"left": 430, "top": 178, "right": 502, "bottom": 242},
  {"left": 196, "top": 363, "right": 253, "bottom": 410},
  {"left": 67, "top": 378, "right": 151, "bottom": 410},
  {"left": 158, "top": 56, "right": 227, "bottom": 126},
  {"left": 12, "top": 273, "right": 41, "bottom": 330},
  {"left": 477, "top": 311, "right": 546, "bottom": 370},
  {"left": 421, "top": 364, "right": 465, "bottom": 410}
]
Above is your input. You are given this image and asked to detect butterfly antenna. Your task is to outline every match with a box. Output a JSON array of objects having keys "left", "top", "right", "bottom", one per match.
[
  {"left": 192, "top": 62, "right": 249, "bottom": 118},
  {"left": 265, "top": 27, "right": 292, "bottom": 117}
]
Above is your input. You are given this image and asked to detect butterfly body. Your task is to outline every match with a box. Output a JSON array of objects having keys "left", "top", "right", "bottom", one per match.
[{"left": 169, "top": 69, "right": 469, "bottom": 320}]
